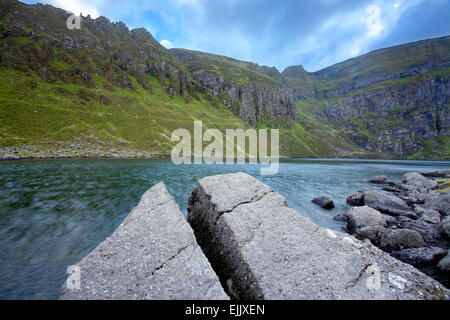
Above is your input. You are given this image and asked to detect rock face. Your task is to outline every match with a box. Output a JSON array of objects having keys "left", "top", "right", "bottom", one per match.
[
  {"left": 187, "top": 172, "right": 448, "bottom": 300},
  {"left": 60, "top": 182, "right": 228, "bottom": 300},
  {"left": 311, "top": 195, "right": 335, "bottom": 209}
]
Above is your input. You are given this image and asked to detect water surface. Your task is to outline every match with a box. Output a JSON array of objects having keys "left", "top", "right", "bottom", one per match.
[{"left": 0, "top": 158, "right": 448, "bottom": 299}]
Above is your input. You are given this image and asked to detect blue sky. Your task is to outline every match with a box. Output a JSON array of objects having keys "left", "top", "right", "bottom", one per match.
[{"left": 22, "top": 0, "right": 450, "bottom": 72}]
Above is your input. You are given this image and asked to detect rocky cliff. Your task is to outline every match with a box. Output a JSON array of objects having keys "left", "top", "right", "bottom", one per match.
[{"left": 0, "top": 0, "right": 448, "bottom": 159}]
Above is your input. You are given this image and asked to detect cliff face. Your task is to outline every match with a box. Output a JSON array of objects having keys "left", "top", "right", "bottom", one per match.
[
  {"left": 0, "top": 0, "right": 448, "bottom": 159},
  {"left": 170, "top": 49, "right": 298, "bottom": 127},
  {"left": 303, "top": 36, "right": 450, "bottom": 159}
]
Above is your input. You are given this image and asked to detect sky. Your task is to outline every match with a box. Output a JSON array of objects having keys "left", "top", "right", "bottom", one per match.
[{"left": 21, "top": 0, "right": 450, "bottom": 72}]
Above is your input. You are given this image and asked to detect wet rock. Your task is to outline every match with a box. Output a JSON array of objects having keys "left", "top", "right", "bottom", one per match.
[
  {"left": 391, "top": 247, "right": 447, "bottom": 267},
  {"left": 311, "top": 195, "right": 334, "bottom": 209},
  {"left": 60, "top": 182, "right": 228, "bottom": 300},
  {"left": 402, "top": 172, "right": 438, "bottom": 190},
  {"left": 346, "top": 206, "right": 386, "bottom": 232},
  {"left": 380, "top": 229, "right": 425, "bottom": 252},
  {"left": 188, "top": 172, "right": 448, "bottom": 300},
  {"left": 333, "top": 213, "right": 348, "bottom": 222},
  {"left": 368, "top": 175, "right": 388, "bottom": 184},
  {"left": 346, "top": 191, "right": 364, "bottom": 206}
]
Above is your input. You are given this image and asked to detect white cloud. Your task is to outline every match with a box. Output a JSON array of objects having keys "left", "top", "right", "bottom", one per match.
[{"left": 160, "top": 39, "right": 174, "bottom": 49}]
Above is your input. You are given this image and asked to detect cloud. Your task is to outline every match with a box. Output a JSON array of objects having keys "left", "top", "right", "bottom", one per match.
[
  {"left": 22, "top": 0, "right": 450, "bottom": 72},
  {"left": 43, "top": 0, "right": 102, "bottom": 18},
  {"left": 160, "top": 39, "right": 174, "bottom": 49}
]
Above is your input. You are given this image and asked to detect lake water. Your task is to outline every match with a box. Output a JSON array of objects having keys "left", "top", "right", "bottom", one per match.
[{"left": 0, "top": 158, "right": 449, "bottom": 299}]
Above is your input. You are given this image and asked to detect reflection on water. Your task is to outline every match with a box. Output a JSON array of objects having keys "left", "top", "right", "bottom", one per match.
[{"left": 0, "top": 158, "right": 448, "bottom": 299}]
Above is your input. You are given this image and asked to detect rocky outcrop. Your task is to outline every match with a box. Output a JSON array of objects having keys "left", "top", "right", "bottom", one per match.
[
  {"left": 187, "top": 172, "right": 448, "bottom": 300},
  {"left": 60, "top": 182, "right": 228, "bottom": 300},
  {"left": 170, "top": 49, "right": 298, "bottom": 126}
]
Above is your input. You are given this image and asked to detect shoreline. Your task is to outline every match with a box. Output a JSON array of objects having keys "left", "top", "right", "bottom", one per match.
[{"left": 1, "top": 154, "right": 449, "bottom": 162}]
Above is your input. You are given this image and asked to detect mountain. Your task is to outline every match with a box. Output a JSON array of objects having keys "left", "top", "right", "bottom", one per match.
[{"left": 0, "top": 0, "right": 448, "bottom": 159}]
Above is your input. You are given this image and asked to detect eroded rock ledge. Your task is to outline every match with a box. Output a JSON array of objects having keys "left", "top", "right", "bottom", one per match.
[
  {"left": 187, "top": 172, "right": 448, "bottom": 300},
  {"left": 60, "top": 182, "right": 228, "bottom": 300}
]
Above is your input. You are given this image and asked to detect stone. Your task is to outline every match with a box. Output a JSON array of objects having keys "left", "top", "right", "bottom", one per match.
[
  {"left": 390, "top": 247, "right": 447, "bottom": 267},
  {"left": 418, "top": 209, "right": 441, "bottom": 224},
  {"left": 424, "top": 192, "right": 450, "bottom": 216},
  {"left": 441, "top": 216, "right": 450, "bottom": 238},
  {"left": 60, "top": 182, "right": 228, "bottom": 300},
  {"left": 363, "top": 190, "right": 415, "bottom": 218},
  {"left": 380, "top": 229, "right": 425, "bottom": 252},
  {"left": 420, "top": 169, "right": 450, "bottom": 178},
  {"left": 368, "top": 175, "right": 388, "bottom": 184},
  {"left": 311, "top": 195, "right": 334, "bottom": 209},
  {"left": 398, "top": 217, "right": 441, "bottom": 246},
  {"left": 383, "top": 214, "right": 398, "bottom": 228},
  {"left": 355, "top": 226, "right": 388, "bottom": 245},
  {"left": 333, "top": 213, "right": 348, "bottom": 222},
  {"left": 402, "top": 172, "right": 438, "bottom": 190},
  {"left": 188, "top": 172, "right": 448, "bottom": 300},
  {"left": 437, "top": 254, "right": 450, "bottom": 273},
  {"left": 346, "top": 206, "right": 387, "bottom": 232},
  {"left": 346, "top": 191, "right": 364, "bottom": 206}
]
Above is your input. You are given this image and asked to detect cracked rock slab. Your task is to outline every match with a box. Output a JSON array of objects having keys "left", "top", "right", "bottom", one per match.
[
  {"left": 188, "top": 172, "right": 449, "bottom": 300},
  {"left": 60, "top": 182, "right": 228, "bottom": 300}
]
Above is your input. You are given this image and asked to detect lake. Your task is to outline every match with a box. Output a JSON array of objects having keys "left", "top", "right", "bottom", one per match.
[{"left": 0, "top": 158, "right": 448, "bottom": 299}]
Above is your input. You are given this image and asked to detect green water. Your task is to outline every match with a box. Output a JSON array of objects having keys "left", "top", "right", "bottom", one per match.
[{"left": 0, "top": 158, "right": 448, "bottom": 299}]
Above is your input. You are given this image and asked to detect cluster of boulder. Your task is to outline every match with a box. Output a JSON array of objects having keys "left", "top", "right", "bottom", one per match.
[
  {"left": 61, "top": 172, "right": 449, "bottom": 300},
  {"left": 335, "top": 169, "right": 450, "bottom": 288}
]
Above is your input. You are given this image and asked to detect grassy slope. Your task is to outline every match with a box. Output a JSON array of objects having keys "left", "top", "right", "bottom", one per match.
[{"left": 0, "top": 68, "right": 250, "bottom": 157}]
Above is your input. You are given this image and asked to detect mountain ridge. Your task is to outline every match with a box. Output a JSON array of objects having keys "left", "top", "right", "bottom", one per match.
[{"left": 0, "top": 0, "right": 448, "bottom": 159}]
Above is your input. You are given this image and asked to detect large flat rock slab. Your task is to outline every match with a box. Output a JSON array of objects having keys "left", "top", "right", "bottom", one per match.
[
  {"left": 187, "top": 172, "right": 449, "bottom": 300},
  {"left": 60, "top": 182, "right": 228, "bottom": 300}
]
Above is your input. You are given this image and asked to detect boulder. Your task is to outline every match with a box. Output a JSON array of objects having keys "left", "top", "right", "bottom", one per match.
[
  {"left": 391, "top": 247, "right": 447, "bottom": 267},
  {"left": 363, "top": 190, "right": 416, "bottom": 218},
  {"left": 346, "top": 206, "right": 386, "bottom": 232},
  {"left": 311, "top": 195, "right": 334, "bottom": 209},
  {"left": 188, "top": 172, "right": 448, "bottom": 300},
  {"left": 441, "top": 216, "right": 450, "bottom": 238},
  {"left": 424, "top": 192, "right": 450, "bottom": 216},
  {"left": 437, "top": 254, "right": 450, "bottom": 274},
  {"left": 333, "top": 213, "right": 348, "bottom": 222},
  {"left": 383, "top": 214, "right": 398, "bottom": 228},
  {"left": 398, "top": 217, "right": 441, "bottom": 246},
  {"left": 355, "top": 226, "right": 388, "bottom": 245},
  {"left": 368, "top": 176, "right": 388, "bottom": 184},
  {"left": 418, "top": 209, "right": 441, "bottom": 225},
  {"left": 346, "top": 191, "right": 364, "bottom": 206},
  {"left": 60, "top": 182, "right": 228, "bottom": 300},
  {"left": 402, "top": 172, "right": 438, "bottom": 190},
  {"left": 420, "top": 169, "right": 450, "bottom": 178},
  {"left": 380, "top": 229, "right": 425, "bottom": 252}
]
